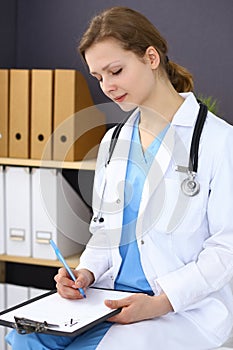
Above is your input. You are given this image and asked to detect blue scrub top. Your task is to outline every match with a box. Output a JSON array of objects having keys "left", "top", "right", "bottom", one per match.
[{"left": 115, "top": 114, "right": 169, "bottom": 294}]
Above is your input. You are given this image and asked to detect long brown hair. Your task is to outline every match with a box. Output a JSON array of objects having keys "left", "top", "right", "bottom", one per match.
[{"left": 79, "top": 6, "right": 194, "bottom": 92}]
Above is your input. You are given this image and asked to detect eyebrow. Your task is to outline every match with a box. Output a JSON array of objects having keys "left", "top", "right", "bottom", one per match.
[{"left": 90, "top": 60, "right": 121, "bottom": 75}]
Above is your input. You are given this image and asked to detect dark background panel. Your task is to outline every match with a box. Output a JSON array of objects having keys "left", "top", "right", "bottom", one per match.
[
  {"left": 0, "top": 0, "right": 17, "bottom": 68},
  {"left": 0, "top": 0, "right": 232, "bottom": 123}
]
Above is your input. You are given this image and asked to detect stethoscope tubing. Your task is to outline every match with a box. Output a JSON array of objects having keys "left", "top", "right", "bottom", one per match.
[{"left": 189, "top": 102, "right": 208, "bottom": 173}]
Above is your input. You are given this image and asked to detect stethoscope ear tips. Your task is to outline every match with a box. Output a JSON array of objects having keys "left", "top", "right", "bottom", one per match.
[{"left": 93, "top": 217, "right": 104, "bottom": 223}]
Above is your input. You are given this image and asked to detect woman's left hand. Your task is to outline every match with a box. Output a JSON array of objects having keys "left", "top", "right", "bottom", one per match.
[{"left": 105, "top": 293, "right": 173, "bottom": 324}]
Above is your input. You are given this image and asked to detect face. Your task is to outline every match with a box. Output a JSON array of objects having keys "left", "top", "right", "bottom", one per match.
[{"left": 85, "top": 38, "right": 159, "bottom": 111}]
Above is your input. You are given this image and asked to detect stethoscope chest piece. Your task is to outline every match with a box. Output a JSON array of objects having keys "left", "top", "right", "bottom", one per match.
[{"left": 181, "top": 172, "right": 200, "bottom": 197}]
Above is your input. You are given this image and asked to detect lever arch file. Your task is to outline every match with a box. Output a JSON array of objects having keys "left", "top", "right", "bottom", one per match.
[
  {"left": 53, "top": 69, "right": 106, "bottom": 161},
  {"left": 0, "top": 166, "right": 5, "bottom": 254},
  {"left": 0, "top": 69, "right": 9, "bottom": 157},
  {"left": 31, "top": 168, "right": 91, "bottom": 259},
  {"left": 5, "top": 166, "right": 31, "bottom": 256},
  {"left": 9, "top": 69, "right": 30, "bottom": 158},
  {"left": 30, "top": 69, "right": 53, "bottom": 160},
  {"left": 5, "top": 284, "right": 30, "bottom": 350},
  {"left": 0, "top": 283, "right": 5, "bottom": 350}
]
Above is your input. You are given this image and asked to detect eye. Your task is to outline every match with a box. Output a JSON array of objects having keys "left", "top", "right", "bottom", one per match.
[{"left": 112, "top": 68, "right": 122, "bottom": 76}]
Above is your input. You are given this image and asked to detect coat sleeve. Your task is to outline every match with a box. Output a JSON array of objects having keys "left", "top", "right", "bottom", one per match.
[{"left": 156, "top": 123, "right": 233, "bottom": 312}]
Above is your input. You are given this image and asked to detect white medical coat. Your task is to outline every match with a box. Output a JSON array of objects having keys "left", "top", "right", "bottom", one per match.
[{"left": 77, "top": 93, "right": 233, "bottom": 349}]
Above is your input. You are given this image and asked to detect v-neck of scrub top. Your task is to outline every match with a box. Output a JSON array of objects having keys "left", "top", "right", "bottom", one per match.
[{"left": 114, "top": 115, "right": 169, "bottom": 293}]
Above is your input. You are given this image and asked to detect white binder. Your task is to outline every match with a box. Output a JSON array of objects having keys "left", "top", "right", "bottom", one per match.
[
  {"left": 29, "top": 287, "right": 49, "bottom": 299},
  {"left": 0, "top": 166, "right": 5, "bottom": 254},
  {"left": 5, "top": 284, "right": 29, "bottom": 350},
  {"left": 31, "top": 168, "right": 91, "bottom": 260},
  {"left": 0, "top": 283, "right": 6, "bottom": 350},
  {"left": 5, "top": 167, "right": 31, "bottom": 257},
  {"left": 5, "top": 284, "right": 29, "bottom": 311},
  {"left": 0, "top": 283, "right": 5, "bottom": 312}
]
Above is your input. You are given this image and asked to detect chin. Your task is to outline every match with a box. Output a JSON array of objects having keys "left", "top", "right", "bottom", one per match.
[{"left": 116, "top": 101, "right": 138, "bottom": 112}]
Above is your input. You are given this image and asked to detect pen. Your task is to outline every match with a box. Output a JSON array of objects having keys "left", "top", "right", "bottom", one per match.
[{"left": 50, "top": 239, "right": 86, "bottom": 298}]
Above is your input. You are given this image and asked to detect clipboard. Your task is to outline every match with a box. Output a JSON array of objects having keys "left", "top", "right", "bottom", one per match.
[{"left": 0, "top": 288, "right": 133, "bottom": 337}]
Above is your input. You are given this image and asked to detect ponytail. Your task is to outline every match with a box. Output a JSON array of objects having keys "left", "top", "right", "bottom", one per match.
[{"left": 166, "top": 60, "right": 194, "bottom": 92}]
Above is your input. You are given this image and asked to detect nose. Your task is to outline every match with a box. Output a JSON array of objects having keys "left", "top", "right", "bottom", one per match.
[{"left": 101, "top": 77, "right": 117, "bottom": 96}]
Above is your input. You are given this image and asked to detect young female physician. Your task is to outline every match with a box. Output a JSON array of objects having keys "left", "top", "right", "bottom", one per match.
[{"left": 6, "top": 6, "right": 233, "bottom": 350}]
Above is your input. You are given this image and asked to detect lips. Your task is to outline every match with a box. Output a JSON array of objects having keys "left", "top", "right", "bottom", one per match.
[{"left": 114, "top": 93, "right": 127, "bottom": 103}]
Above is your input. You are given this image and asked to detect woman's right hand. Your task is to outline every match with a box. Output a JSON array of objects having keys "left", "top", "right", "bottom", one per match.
[{"left": 54, "top": 267, "right": 94, "bottom": 299}]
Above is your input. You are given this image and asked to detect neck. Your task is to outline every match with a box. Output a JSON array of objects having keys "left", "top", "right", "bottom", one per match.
[
  {"left": 139, "top": 78, "right": 184, "bottom": 127},
  {"left": 138, "top": 79, "right": 184, "bottom": 151}
]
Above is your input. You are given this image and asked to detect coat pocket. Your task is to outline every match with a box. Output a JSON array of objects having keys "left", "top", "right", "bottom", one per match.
[{"left": 151, "top": 177, "right": 210, "bottom": 234}]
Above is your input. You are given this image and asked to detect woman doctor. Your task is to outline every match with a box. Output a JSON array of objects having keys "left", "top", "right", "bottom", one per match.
[{"left": 6, "top": 6, "right": 233, "bottom": 350}]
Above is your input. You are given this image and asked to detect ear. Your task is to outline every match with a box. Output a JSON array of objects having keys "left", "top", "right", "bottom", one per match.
[{"left": 145, "top": 46, "right": 160, "bottom": 69}]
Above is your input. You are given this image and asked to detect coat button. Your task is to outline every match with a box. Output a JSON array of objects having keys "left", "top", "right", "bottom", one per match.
[
  {"left": 141, "top": 240, "right": 144, "bottom": 245},
  {"left": 116, "top": 198, "right": 121, "bottom": 204}
]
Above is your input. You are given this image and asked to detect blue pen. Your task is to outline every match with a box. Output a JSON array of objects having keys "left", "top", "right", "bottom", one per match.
[{"left": 50, "top": 239, "right": 86, "bottom": 298}]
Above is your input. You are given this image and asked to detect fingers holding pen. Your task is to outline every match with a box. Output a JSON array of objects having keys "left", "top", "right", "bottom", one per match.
[
  {"left": 54, "top": 267, "right": 81, "bottom": 299},
  {"left": 74, "top": 269, "right": 95, "bottom": 290},
  {"left": 54, "top": 267, "right": 94, "bottom": 300}
]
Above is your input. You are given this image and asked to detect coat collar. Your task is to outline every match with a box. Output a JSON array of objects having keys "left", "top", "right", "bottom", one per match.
[
  {"left": 120, "top": 92, "right": 200, "bottom": 128},
  {"left": 171, "top": 92, "right": 200, "bottom": 127}
]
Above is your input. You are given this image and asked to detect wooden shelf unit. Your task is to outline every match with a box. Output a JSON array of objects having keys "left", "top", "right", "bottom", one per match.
[
  {"left": 0, "top": 157, "right": 96, "bottom": 170},
  {"left": 0, "top": 253, "right": 80, "bottom": 268}
]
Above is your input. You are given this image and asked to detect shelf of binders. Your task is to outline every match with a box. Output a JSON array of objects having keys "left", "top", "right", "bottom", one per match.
[
  {"left": 0, "top": 253, "right": 80, "bottom": 269},
  {"left": 0, "top": 157, "right": 96, "bottom": 170},
  {"left": 0, "top": 164, "right": 90, "bottom": 281}
]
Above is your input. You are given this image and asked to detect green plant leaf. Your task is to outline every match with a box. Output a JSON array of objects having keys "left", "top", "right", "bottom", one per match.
[{"left": 197, "top": 94, "right": 219, "bottom": 115}]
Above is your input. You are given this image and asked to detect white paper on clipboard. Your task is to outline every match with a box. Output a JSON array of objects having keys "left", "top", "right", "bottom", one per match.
[{"left": 0, "top": 288, "right": 133, "bottom": 336}]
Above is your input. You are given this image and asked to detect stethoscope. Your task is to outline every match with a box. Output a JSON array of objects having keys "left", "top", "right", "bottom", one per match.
[
  {"left": 176, "top": 101, "right": 208, "bottom": 196},
  {"left": 93, "top": 101, "right": 208, "bottom": 223}
]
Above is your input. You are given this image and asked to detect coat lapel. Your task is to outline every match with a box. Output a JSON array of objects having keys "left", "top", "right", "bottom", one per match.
[{"left": 136, "top": 125, "right": 175, "bottom": 239}]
